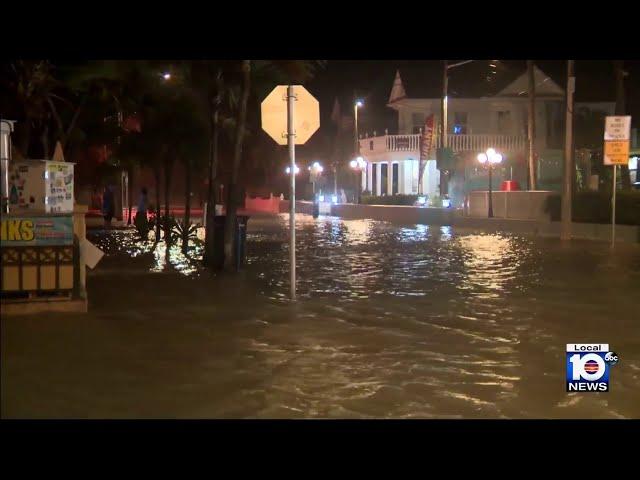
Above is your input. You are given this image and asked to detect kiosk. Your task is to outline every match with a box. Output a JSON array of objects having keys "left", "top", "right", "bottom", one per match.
[{"left": 1, "top": 121, "right": 96, "bottom": 314}]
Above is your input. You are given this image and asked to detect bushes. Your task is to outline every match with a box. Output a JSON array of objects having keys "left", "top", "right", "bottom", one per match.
[
  {"left": 360, "top": 194, "right": 418, "bottom": 206},
  {"left": 544, "top": 191, "right": 640, "bottom": 225}
]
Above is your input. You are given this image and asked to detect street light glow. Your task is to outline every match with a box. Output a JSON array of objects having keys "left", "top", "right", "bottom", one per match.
[
  {"left": 350, "top": 156, "right": 366, "bottom": 170},
  {"left": 356, "top": 99, "right": 364, "bottom": 108},
  {"left": 285, "top": 165, "right": 300, "bottom": 175},
  {"left": 477, "top": 153, "right": 487, "bottom": 164},
  {"left": 162, "top": 72, "right": 171, "bottom": 80}
]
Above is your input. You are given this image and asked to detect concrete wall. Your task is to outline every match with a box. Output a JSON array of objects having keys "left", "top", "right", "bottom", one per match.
[
  {"left": 332, "top": 203, "right": 455, "bottom": 225},
  {"left": 244, "top": 195, "right": 280, "bottom": 214},
  {"left": 275, "top": 200, "right": 639, "bottom": 243},
  {"left": 466, "top": 190, "right": 555, "bottom": 221}
]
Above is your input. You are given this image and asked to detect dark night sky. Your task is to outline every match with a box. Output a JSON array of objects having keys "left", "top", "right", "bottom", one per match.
[{"left": 294, "top": 59, "right": 640, "bottom": 160}]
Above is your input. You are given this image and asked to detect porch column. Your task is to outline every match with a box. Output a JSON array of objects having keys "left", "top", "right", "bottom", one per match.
[{"left": 388, "top": 162, "right": 393, "bottom": 195}]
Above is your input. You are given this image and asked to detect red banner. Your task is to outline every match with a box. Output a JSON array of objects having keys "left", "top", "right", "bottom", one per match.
[
  {"left": 420, "top": 114, "right": 436, "bottom": 161},
  {"left": 418, "top": 114, "right": 435, "bottom": 194}
]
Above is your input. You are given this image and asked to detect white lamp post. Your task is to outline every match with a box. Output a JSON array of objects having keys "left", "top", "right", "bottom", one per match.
[
  {"left": 308, "top": 161, "right": 324, "bottom": 195},
  {"left": 477, "top": 148, "right": 503, "bottom": 218},
  {"left": 349, "top": 156, "right": 366, "bottom": 204}
]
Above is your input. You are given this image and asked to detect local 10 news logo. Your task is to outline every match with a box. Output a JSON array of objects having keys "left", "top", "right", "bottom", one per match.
[{"left": 566, "top": 344, "right": 619, "bottom": 392}]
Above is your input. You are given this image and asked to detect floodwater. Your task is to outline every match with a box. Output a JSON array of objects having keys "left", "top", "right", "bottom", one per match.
[{"left": 2, "top": 214, "right": 639, "bottom": 418}]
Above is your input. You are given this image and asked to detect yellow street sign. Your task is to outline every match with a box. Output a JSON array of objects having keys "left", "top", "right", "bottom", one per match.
[
  {"left": 261, "top": 85, "right": 320, "bottom": 145},
  {"left": 604, "top": 140, "right": 630, "bottom": 165}
]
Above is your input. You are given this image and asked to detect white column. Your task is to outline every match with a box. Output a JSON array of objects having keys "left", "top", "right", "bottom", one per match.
[
  {"left": 388, "top": 162, "right": 394, "bottom": 195},
  {"left": 375, "top": 163, "right": 381, "bottom": 195}
]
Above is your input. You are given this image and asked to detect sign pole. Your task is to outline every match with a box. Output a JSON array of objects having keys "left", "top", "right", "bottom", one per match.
[
  {"left": 287, "top": 85, "right": 296, "bottom": 301},
  {"left": 611, "top": 165, "right": 617, "bottom": 247},
  {"left": 603, "top": 115, "right": 631, "bottom": 248}
]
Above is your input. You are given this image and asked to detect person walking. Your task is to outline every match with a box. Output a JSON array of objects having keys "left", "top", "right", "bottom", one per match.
[
  {"left": 134, "top": 187, "right": 149, "bottom": 239},
  {"left": 102, "top": 185, "right": 115, "bottom": 227}
]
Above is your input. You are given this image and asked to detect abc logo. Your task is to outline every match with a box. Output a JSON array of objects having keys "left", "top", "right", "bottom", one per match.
[
  {"left": 568, "top": 353, "right": 606, "bottom": 381},
  {"left": 604, "top": 351, "right": 619, "bottom": 365}
]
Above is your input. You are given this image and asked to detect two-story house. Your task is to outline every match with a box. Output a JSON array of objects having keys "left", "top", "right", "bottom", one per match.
[{"left": 358, "top": 65, "right": 615, "bottom": 205}]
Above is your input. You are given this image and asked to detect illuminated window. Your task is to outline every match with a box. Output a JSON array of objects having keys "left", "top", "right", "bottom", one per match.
[{"left": 453, "top": 112, "right": 468, "bottom": 134}]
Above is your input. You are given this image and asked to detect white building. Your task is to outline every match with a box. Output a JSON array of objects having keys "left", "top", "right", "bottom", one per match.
[{"left": 358, "top": 65, "right": 615, "bottom": 200}]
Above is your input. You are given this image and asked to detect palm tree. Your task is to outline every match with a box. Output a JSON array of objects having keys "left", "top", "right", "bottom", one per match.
[
  {"left": 223, "top": 60, "right": 251, "bottom": 271},
  {"left": 5, "top": 60, "right": 56, "bottom": 158}
]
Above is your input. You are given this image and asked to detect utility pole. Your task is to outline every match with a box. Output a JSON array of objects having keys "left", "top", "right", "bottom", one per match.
[
  {"left": 561, "top": 60, "right": 575, "bottom": 241},
  {"left": 440, "top": 60, "right": 449, "bottom": 197},
  {"left": 614, "top": 60, "right": 631, "bottom": 190},
  {"left": 527, "top": 60, "right": 537, "bottom": 190}
]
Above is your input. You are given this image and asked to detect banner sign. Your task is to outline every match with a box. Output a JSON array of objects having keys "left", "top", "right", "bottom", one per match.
[{"left": 1, "top": 215, "right": 74, "bottom": 246}]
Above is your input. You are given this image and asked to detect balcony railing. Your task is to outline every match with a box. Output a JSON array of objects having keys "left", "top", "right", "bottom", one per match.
[{"left": 363, "top": 133, "right": 527, "bottom": 155}]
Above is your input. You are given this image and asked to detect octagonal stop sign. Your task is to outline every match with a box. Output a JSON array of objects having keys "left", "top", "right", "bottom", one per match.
[{"left": 261, "top": 85, "right": 320, "bottom": 145}]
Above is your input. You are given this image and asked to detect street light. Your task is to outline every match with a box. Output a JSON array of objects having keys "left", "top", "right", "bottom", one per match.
[
  {"left": 162, "top": 72, "right": 171, "bottom": 80},
  {"left": 477, "top": 148, "right": 503, "bottom": 218},
  {"left": 349, "top": 156, "right": 366, "bottom": 204},
  {"left": 308, "top": 161, "right": 324, "bottom": 195},
  {"left": 285, "top": 165, "right": 300, "bottom": 175}
]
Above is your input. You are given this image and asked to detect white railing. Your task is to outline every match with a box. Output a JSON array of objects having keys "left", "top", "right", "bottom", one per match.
[
  {"left": 385, "top": 134, "right": 421, "bottom": 151},
  {"left": 365, "top": 133, "right": 527, "bottom": 154}
]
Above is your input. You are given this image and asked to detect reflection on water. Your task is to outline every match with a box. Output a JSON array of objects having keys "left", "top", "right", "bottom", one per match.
[{"left": 3, "top": 214, "right": 639, "bottom": 419}]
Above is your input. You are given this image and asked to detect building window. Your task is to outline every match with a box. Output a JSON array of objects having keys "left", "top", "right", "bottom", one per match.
[
  {"left": 380, "top": 163, "right": 388, "bottom": 195},
  {"left": 372, "top": 163, "right": 378, "bottom": 195},
  {"left": 392, "top": 163, "right": 399, "bottom": 195},
  {"left": 497, "top": 111, "right": 512, "bottom": 134},
  {"left": 412, "top": 112, "right": 425, "bottom": 134},
  {"left": 369, "top": 140, "right": 374, "bottom": 151},
  {"left": 453, "top": 112, "right": 468, "bottom": 134}
]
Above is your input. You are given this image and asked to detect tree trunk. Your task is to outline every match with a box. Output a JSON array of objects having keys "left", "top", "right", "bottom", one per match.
[
  {"left": 614, "top": 60, "right": 631, "bottom": 190},
  {"left": 41, "top": 121, "right": 50, "bottom": 159},
  {"left": 127, "top": 166, "right": 134, "bottom": 225},
  {"left": 154, "top": 165, "right": 161, "bottom": 242},
  {"left": 182, "top": 157, "right": 192, "bottom": 253},
  {"left": 163, "top": 156, "right": 174, "bottom": 243},
  {"left": 18, "top": 117, "right": 32, "bottom": 158},
  {"left": 527, "top": 60, "right": 537, "bottom": 190},
  {"left": 223, "top": 60, "right": 250, "bottom": 272},
  {"left": 203, "top": 70, "right": 223, "bottom": 267}
]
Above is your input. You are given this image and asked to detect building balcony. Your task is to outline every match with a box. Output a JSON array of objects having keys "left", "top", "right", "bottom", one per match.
[{"left": 359, "top": 133, "right": 528, "bottom": 158}]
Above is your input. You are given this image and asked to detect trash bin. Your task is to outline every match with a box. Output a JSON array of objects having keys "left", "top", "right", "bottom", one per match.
[
  {"left": 212, "top": 215, "right": 250, "bottom": 270},
  {"left": 501, "top": 180, "right": 520, "bottom": 191}
]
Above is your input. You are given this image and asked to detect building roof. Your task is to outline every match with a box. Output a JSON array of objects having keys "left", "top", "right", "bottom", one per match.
[{"left": 387, "top": 61, "right": 618, "bottom": 105}]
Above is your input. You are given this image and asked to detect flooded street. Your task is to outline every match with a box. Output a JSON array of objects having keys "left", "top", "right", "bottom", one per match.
[{"left": 2, "top": 214, "right": 639, "bottom": 418}]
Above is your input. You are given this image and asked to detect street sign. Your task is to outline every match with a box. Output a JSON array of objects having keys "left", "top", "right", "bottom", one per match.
[
  {"left": 261, "top": 85, "right": 320, "bottom": 145},
  {"left": 604, "top": 141, "right": 630, "bottom": 165},
  {"left": 260, "top": 85, "right": 320, "bottom": 301},
  {"left": 603, "top": 115, "right": 632, "bottom": 246},
  {"left": 604, "top": 116, "right": 631, "bottom": 141},
  {"left": 604, "top": 116, "right": 631, "bottom": 166}
]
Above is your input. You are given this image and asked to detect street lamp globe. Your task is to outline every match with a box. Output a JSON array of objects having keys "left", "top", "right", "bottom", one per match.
[
  {"left": 477, "top": 153, "right": 488, "bottom": 164},
  {"left": 162, "top": 72, "right": 171, "bottom": 80},
  {"left": 356, "top": 99, "right": 364, "bottom": 108},
  {"left": 349, "top": 159, "right": 358, "bottom": 169},
  {"left": 487, "top": 148, "right": 496, "bottom": 157},
  {"left": 285, "top": 165, "right": 300, "bottom": 175}
]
